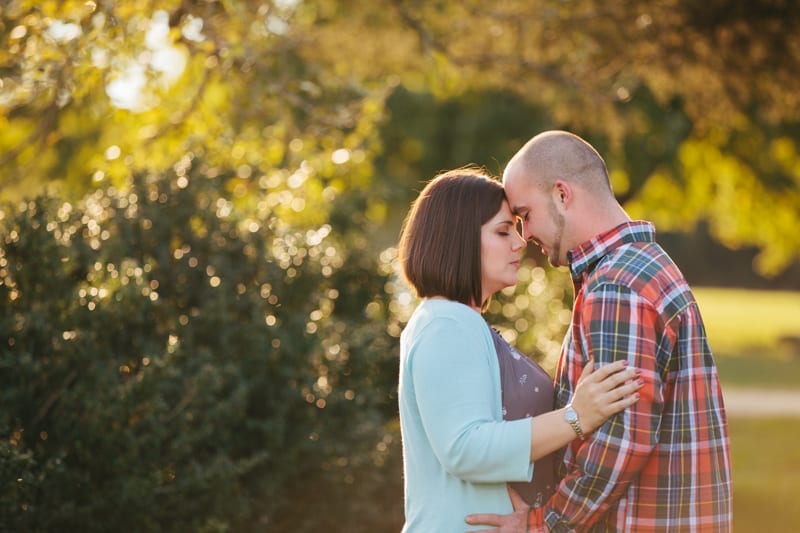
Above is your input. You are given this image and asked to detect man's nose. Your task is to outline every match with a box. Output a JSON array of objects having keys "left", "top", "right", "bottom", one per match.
[
  {"left": 512, "top": 230, "right": 527, "bottom": 250},
  {"left": 519, "top": 222, "right": 533, "bottom": 242}
]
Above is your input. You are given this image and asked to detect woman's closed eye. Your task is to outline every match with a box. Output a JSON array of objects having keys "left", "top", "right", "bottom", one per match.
[{"left": 498, "top": 222, "right": 517, "bottom": 237}]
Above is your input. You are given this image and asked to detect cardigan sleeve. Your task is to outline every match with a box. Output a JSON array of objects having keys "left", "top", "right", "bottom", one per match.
[{"left": 409, "top": 315, "right": 533, "bottom": 483}]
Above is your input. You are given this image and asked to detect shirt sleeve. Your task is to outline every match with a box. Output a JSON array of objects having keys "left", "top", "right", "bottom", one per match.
[
  {"left": 543, "top": 285, "right": 664, "bottom": 531},
  {"left": 410, "top": 316, "right": 534, "bottom": 483}
]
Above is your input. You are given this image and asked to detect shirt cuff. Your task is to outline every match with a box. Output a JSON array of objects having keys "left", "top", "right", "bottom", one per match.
[
  {"left": 527, "top": 506, "right": 546, "bottom": 533},
  {"left": 543, "top": 507, "right": 571, "bottom": 532}
]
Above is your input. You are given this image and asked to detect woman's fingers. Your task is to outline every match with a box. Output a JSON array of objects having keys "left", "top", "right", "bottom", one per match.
[
  {"left": 606, "top": 367, "right": 641, "bottom": 391},
  {"left": 608, "top": 388, "right": 642, "bottom": 413},
  {"left": 580, "top": 361, "right": 639, "bottom": 395},
  {"left": 575, "top": 357, "right": 595, "bottom": 386},
  {"left": 611, "top": 379, "right": 643, "bottom": 401},
  {"left": 601, "top": 378, "right": 644, "bottom": 415},
  {"left": 572, "top": 359, "right": 645, "bottom": 429},
  {"left": 584, "top": 359, "right": 629, "bottom": 384}
]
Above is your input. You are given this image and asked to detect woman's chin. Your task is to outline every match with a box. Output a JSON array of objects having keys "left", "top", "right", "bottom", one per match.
[{"left": 502, "top": 279, "right": 519, "bottom": 290}]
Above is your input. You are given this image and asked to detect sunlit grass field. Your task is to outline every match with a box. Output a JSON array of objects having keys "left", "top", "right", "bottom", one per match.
[
  {"left": 695, "top": 287, "right": 800, "bottom": 387},
  {"left": 694, "top": 287, "right": 800, "bottom": 359},
  {"left": 693, "top": 287, "right": 800, "bottom": 532},
  {"left": 729, "top": 417, "right": 800, "bottom": 533}
]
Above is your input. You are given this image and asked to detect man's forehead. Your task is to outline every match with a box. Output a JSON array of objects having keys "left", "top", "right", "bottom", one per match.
[
  {"left": 509, "top": 203, "right": 529, "bottom": 216},
  {"left": 504, "top": 183, "right": 533, "bottom": 214}
]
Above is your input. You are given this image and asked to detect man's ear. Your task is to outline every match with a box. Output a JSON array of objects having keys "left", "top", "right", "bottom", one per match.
[{"left": 552, "top": 180, "right": 573, "bottom": 209}]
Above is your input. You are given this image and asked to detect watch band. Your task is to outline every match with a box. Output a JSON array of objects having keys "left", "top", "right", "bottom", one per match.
[
  {"left": 568, "top": 416, "right": 585, "bottom": 439},
  {"left": 565, "top": 403, "right": 586, "bottom": 440}
]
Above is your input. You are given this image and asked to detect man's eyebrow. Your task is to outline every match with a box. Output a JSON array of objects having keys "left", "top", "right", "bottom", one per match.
[{"left": 511, "top": 206, "right": 527, "bottom": 216}]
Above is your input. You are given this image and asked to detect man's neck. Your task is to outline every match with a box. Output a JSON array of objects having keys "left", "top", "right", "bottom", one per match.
[{"left": 572, "top": 204, "right": 630, "bottom": 249}]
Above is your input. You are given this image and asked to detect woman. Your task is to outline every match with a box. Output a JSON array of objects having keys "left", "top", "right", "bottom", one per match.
[{"left": 397, "top": 168, "right": 641, "bottom": 532}]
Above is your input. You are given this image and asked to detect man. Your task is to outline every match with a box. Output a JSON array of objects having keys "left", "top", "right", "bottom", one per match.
[{"left": 467, "top": 130, "right": 732, "bottom": 532}]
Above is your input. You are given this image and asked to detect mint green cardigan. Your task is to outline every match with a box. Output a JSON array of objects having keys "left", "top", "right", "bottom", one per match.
[{"left": 399, "top": 299, "right": 534, "bottom": 532}]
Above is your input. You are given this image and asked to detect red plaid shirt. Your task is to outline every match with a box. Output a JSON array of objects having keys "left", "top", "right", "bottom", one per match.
[{"left": 529, "top": 221, "right": 732, "bottom": 532}]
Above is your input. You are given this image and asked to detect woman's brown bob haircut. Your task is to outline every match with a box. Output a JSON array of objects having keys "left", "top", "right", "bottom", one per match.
[{"left": 398, "top": 168, "right": 506, "bottom": 308}]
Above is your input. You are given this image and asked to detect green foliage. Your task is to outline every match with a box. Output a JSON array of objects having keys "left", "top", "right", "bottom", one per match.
[
  {"left": 3, "top": 0, "right": 799, "bottom": 274},
  {"left": 1, "top": 2, "right": 799, "bottom": 530},
  {"left": 483, "top": 260, "right": 573, "bottom": 376},
  {"left": 0, "top": 160, "right": 401, "bottom": 531},
  {"left": 0, "top": 0, "right": 379, "bottom": 198}
]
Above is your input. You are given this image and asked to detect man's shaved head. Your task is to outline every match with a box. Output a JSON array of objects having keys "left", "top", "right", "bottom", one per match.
[{"left": 504, "top": 130, "right": 613, "bottom": 196}]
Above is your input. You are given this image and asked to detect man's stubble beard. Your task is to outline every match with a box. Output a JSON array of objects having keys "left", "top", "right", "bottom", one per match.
[{"left": 548, "top": 197, "right": 566, "bottom": 268}]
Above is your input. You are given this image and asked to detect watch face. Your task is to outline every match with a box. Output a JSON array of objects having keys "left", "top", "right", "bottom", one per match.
[{"left": 565, "top": 406, "right": 578, "bottom": 422}]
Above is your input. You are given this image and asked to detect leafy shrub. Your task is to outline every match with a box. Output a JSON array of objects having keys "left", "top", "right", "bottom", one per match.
[{"left": 0, "top": 158, "right": 401, "bottom": 532}]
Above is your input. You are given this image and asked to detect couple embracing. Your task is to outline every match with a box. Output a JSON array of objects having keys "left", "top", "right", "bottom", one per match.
[{"left": 397, "top": 131, "right": 732, "bottom": 532}]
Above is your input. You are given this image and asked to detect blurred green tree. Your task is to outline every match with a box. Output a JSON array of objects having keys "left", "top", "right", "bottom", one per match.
[
  {"left": 1, "top": 1, "right": 799, "bottom": 530},
  {"left": 377, "top": 0, "right": 800, "bottom": 274},
  {"left": 2, "top": 0, "right": 799, "bottom": 273}
]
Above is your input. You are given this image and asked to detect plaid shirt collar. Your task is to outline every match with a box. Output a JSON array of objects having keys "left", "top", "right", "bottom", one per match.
[{"left": 567, "top": 220, "right": 656, "bottom": 285}]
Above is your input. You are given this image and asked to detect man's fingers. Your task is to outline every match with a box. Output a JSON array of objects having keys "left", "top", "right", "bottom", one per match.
[
  {"left": 507, "top": 486, "right": 528, "bottom": 511},
  {"left": 465, "top": 513, "right": 502, "bottom": 526}
]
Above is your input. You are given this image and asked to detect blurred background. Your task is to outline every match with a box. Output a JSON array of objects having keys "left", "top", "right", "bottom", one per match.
[{"left": 1, "top": 1, "right": 798, "bottom": 531}]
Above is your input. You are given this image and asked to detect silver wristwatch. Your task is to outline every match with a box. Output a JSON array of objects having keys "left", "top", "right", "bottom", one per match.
[{"left": 564, "top": 403, "right": 586, "bottom": 440}]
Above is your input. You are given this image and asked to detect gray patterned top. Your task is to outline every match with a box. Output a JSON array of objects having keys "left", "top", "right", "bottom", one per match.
[{"left": 490, "top": 327, "right": 557, "bottom": 508}]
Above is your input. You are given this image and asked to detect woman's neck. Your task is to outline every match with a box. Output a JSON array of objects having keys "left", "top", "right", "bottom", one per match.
[{"left": 426, "top": 296, "right": 483, "bottom": 314}]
